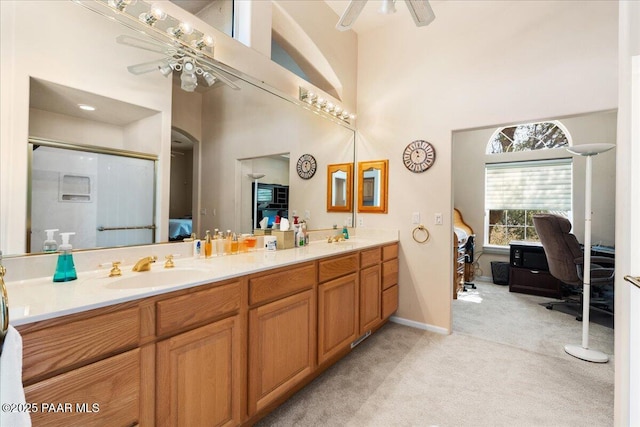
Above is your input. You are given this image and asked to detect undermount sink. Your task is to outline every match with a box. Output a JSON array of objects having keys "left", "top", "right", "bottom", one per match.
[{"left": 102, "top": 267, "right": 212, "bottom": 290}]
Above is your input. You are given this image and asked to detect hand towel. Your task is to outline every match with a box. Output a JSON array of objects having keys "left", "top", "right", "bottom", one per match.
[{"left": 0, "top": 325, "right": 32, "bottom": 427}]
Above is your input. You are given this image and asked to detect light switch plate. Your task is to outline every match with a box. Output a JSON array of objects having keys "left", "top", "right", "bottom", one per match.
[
  {"left": 435, "top": 213, "right": 443, "bottom": 225},
  {"left": 412, "top": 212, "right": 420, "bottom": 224}
]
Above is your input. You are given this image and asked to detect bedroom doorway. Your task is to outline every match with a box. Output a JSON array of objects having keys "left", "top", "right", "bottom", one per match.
[{"left": 169, "top": 126, "right": 199, "bottom": 241}]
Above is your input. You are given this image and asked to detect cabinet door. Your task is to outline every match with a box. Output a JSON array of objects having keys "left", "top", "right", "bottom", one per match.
[
  {"left": 24, "top": 349, "right": 140, "bottom": 427},
  {"left": 156, "top": 316, "right": 242, "bottom": 427},
  {"left": 318, "top": 273, "right": 358, "bottom": 365},
  {"left": 248, "top": 289, "right": 315, "bottom": 416},
  {"left": 360, "top": 264, "right": 381, "bottom": 335}
]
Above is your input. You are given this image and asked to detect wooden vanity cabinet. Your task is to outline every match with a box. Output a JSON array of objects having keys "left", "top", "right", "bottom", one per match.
[
  {"left": 381, "top": 243, "right": 399, "bottom": 320},
  {"left": 155, "top": 279, "right": 244, "bottom": 427},
  {"left": 317, "top": 252, "right": 359, "bottom": 366},
  {"left": 17, "top": 243, "right": 399, "bottom": 426},
  {"left": 247, "top": 263, "right": 316, "bottom": 417},
  {"left": 18, "top": 301, "right": 146, "bottom": 427}
]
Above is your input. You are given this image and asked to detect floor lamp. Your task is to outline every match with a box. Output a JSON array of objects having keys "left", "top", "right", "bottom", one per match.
[
  {"left": 247, "top": 173, "right": 265, "bottom": 231},
  {"left": 565, "top": 143, "right": 615, "bottom": 363}
]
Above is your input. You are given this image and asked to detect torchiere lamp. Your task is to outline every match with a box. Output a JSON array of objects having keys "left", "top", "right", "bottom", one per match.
[{"left": 565, "top": 143, "right": 615, "bottom": 363}]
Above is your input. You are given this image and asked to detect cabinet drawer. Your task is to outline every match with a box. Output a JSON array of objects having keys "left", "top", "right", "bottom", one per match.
[
  {"left": 249, "top": 262, "right": 316, "bottom": 305},
  {"left": 382, "top": 285, "right": 399, "bottom": 319},
  {"left": 157, "top": 280, "right": 241, "bottom": 336},
  {"left": 318, "top": 253, "right": 359, "bottom": 283},
  {"left": 360, "top": 247, "right": 380, "bottom": 268},
  {"left": 508, "top": 267, "right": 562, "bottom": 298},
  {"left": 382, "top": 258, "right": 399, "bottom": 290},
  {"left": 382, "top": 243, "right": 398, "bottom": 261},
  {"left": 21, "top": 307, "right": 140, "bottom": 384},
  {"left": 25, "top": 349, "right": 140, "bottom": 427}
]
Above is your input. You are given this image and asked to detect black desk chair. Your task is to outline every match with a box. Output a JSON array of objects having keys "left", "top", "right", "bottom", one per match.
[{"left": 532, "top": 214, "right": 614, "bottom": 321}]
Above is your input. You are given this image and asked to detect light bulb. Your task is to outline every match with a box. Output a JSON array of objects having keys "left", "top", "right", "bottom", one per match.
[
  {"left": 192, "top": 35, "right": 214, "bottom": 50},
  {"left": 139, "top": 3, "right": 166, "bottom": 25},
  {"left": 379, "top": 0, "right": 396, "bottom": 14},
  {"left": 203, "top": 71, "right": 216, "bottom": 86},
  {"left": 108, "top": 0, "right": 136, "bottom": 11},
  {"left": 168, "top": 22, "right": 194, "bottom": 38}
]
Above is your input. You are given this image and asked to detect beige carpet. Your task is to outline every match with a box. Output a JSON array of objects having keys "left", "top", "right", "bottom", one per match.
[{"left": 256, "top": 280, "right": 614, "bottom": 426}]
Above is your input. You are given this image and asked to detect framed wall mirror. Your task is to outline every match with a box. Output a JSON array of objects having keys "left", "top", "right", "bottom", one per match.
[
  {"left": 326, "top": 163, "right": 353, "bottom": 212},
  {"left": 357, "top": 160, "right": 388, "bottom": 214}
]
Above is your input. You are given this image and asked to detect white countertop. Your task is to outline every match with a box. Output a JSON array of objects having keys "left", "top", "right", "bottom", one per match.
[{"left": 6, "top": 236, "right": 397, "bottom": 326}]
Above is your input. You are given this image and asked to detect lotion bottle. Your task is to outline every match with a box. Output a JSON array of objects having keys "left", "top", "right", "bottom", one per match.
[
  {"left": 216, "top": 231, "right": 225, "bottom": 255},
  {"left": 204, "top": 230, "right": 212, "bottom": 258},
  {"left": 43, "top": 229, "right": 59, "bottom": 252},
  {"left": 53, "top": 232, "right": 77, "bottom": 282}
]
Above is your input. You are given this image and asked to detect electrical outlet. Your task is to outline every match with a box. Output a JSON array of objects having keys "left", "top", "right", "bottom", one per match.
[
  {"left": 358, "top": 217, "right": 364, "bottom": 226},
  {"left": 412, "top": 212, "right": 420, "bottom": 224},
  {"left": 212, "top": 208, "right": 216, "bottom": 216},
  {"left": 435, "top": 213, "right": 443, "bottom": 225},
  {"left": 346, "top": 216, "right": 353, "bottom": 227},
  {"left": 200, "top": 208, "right": 207, "bottom": 215},
  {"left": 305, "top": 210, "right": 311, "bottom": 220}
]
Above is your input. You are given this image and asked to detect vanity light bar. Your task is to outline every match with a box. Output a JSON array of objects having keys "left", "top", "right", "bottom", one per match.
[
  {"left": 101, "top": 0, "right": 215, "bottom": 55},
  {"left": 299, "top": 88, "right": 355, "bottom": 124}
]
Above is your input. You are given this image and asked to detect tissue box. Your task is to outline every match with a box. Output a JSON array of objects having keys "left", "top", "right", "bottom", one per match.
[
  {"left": 254, "top": 229, "right": 271, "bottom": 236},
  {"left": 272, "top": 230, "right": 295, "bottom": 249}
]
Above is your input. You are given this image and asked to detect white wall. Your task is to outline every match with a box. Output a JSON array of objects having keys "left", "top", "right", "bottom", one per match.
[
  {"left": 453, "top": 111, "right": 617, "bottom": 279},
  {"left": 356, "top": 0, "right": 618, "bottom": 330}
]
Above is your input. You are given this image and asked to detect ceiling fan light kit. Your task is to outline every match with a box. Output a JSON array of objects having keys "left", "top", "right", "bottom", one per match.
[{"left": 336, "top": 0, "right": 436, "bottom": 31}]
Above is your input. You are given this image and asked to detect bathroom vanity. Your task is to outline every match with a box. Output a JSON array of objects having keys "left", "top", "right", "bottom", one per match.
[{"left": 9, "top": 235, "right": 398, "bottom": 426}]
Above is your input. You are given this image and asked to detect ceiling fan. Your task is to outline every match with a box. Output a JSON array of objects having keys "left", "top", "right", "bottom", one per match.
[
  {"left": 115, "top": 34, "right": 240, "bottom": 92},
  {"left": 336, "top": 0, "right": 435, "bottom": 31}
]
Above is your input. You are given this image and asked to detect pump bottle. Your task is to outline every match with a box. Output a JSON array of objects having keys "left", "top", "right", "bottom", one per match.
[
  {"left": 204, "top": 230, "right": 213, "bottom": 258},
  {"left": 53, "top": 232, "right": 77, "bottom": 282},
  {"left": 43, "top": 229, "right": 59, "bottom": 252}
]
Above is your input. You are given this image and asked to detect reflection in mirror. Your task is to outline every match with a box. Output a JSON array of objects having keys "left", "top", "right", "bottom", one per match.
[
  {"left": 327, "top": 163, "right": 353, "bottom": 212},
  {"left": 1, "top": 1, "right": 355, "bottom": 256},
  {"left": 28, "top": 141, "right": 157, "bottom": 253},
  {"left": 358, "top": 160, "right": 389, "bottom": 214},
  {"left": 240, "top": 155, "right": 290, "bottom": 233}
]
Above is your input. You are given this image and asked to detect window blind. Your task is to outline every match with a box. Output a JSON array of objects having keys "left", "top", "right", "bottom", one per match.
[{"left": 485, "top": 159, "right": 572, "bottom": 210}]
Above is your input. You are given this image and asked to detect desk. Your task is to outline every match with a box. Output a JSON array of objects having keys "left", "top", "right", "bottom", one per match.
[{"left": 508, "top": 242, "right": 563, "bottom": 298}]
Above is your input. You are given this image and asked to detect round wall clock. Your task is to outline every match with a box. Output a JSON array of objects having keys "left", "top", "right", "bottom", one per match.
[
  {"left": 296, "top": 154, "right": 317, "bottom": 179},
  {"left": 403, "top": 140, "right": 436, "bottom": 173}
]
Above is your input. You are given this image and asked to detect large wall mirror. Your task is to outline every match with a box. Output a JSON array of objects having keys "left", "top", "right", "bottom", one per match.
[
  {"left": 0, "top": 1, "right": 355, "bottom": 256},
  {"left": 327, "top": 163, "right": 353, "bottom": 213},
  {"left": 357, "top": 160, "right": 389, "bottom": 214}
]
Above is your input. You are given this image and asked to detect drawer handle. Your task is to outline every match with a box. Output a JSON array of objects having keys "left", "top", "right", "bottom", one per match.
[{"left": 530, "top": 270, "right": 540, "bottom": 274}]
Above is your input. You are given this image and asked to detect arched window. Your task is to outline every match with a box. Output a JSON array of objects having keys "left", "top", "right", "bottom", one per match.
[
  {"left": 484, "top": 121, "right": 572, "bottom": 246},
  {"left": 486, "top": 121, "right": 570, "bottom": 154}
]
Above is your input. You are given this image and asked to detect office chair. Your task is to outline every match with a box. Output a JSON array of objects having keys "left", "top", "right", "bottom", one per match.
[{"left": 532, "top": 214, "right": 614, "bottom": 321}]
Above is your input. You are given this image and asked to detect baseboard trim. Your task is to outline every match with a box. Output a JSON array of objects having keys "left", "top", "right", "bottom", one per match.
[{"left": 389, "top": 316, "right": 449, "bottom": 335}]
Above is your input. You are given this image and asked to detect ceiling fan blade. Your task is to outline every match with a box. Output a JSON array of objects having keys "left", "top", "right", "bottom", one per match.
[
  {"left": 404, "top": 0, "right": 436, "bottom": 27},
  {"left": 116, "top": 34, "right": 172, "bottom": 55},
  {"left": 127, "top": 59, "right": 168, "bottom": 75},
  {"left": 336, "top": 0, "right": 368, "bottom": 31}
]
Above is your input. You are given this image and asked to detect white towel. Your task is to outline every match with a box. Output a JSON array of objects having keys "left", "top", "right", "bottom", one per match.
[{"left": 0, "top": 325, "right": 32, "bottom": 427}]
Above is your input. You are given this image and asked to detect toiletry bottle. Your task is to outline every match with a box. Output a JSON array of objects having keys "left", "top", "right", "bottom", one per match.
[
  {"left": 43, "top": 229, "right": 59, "bottom": 252},
  {"left": 204, "top": 230, "right": 212, "bottom": 258},
  {"left": 193, "top": 238, "right": 202, "bottom": 259},
  {"left": 224, "top": 230, "right": 232, "bottom": 255},
  {"left": 297, "top": 226, "right": 305, "bottom": 247},
  {"left": 213, "top": 228, "right": 220, "bottom": 256},
  {"left": 216, "top": 231, "right": 225, "bottom": 255},
  {"left": 303, "top": 222, "right": 309, "bottom": 245},
  {"left": 53, "top": 232, "right": 77, "bottom": 282},
  {"left": 230, "top": 232, "right": 239, "bottom": 254},
  {"left": 342, "top": 225, "right": 349, "bottom": 240}
]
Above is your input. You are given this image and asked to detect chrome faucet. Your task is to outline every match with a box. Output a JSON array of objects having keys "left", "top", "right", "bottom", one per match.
[{"left": 132, "top": 255, "right": 157, "bottom": 272}]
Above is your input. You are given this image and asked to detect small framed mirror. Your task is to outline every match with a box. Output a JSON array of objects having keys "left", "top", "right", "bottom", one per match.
[
  {"left": 327, "top": 163, "right": 353, "bottom": 212},
  {"left": 357, "top": 160, "right": 388, "bottom": 214}
]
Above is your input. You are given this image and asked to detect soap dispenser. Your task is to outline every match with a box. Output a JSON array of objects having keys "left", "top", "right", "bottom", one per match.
[
  {"left": 53, "top": 232, "right": 77, "bottom": 282},
  {"left": 43, "top": 229, "right": 59, "bottom": 252}
]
